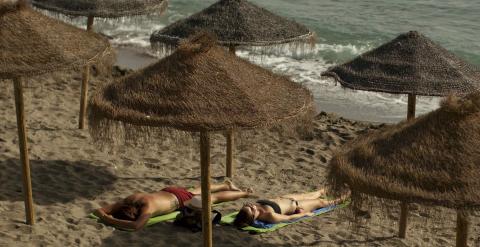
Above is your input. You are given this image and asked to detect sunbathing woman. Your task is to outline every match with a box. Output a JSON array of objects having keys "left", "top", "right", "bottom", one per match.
[
  {"left": 233, "top": 188, "right": 349, "bottom": 227},
  {"left": 95, "top": 181, "right": 253, "bottom": 231}
]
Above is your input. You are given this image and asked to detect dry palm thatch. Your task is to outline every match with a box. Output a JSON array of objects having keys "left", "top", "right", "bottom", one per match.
[
  {"left": 31, "top": 0, "right": 168, "bottom": 18},
  {"left": 150, "top": 0, "right": 315, "bottom": 55},
  {"left": 0, "top": 1, "right": 111, "bottom": 79},
  {"left": 322, "top": 31, "right": 480, "bottom": 96},
  {"left": 328, "top": 92, "right": 480, "bottom": 246},
  {"left": 328, "top": 92, "right": 480, "bottom": 210},
  {"left": 89, "top": 33, "right": 315, "bottom": 144}
]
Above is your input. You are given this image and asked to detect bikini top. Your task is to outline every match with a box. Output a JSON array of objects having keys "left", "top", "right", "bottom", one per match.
[{"left": 256, "top": 200, "right": 282, "bottom": 214}]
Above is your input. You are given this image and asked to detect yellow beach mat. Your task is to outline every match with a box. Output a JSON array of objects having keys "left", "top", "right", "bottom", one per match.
[{"left": 221, "top": 201, "right": 349, "bottom": 233}]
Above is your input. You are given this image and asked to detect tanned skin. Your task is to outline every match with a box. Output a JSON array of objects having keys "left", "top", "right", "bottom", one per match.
[
  {"left": 242, "top": 189, "right": 349, "bottom": 224},
  {"left": 95, "top": 181, "right": 254, "bottom": 231}
]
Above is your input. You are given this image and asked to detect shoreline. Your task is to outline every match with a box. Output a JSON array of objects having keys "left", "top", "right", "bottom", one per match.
[{"left": 112, "top": 44, "right": 439, "bottom": 125}]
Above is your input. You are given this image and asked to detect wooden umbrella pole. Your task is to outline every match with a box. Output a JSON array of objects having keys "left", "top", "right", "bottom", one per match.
[
  {"left": 226, "top": 130, "right": 234, "bottom": 178},
  {"left": 404, "top": 90, "right": 416, "bottom": 242},
  {"left": 226, "top": 45, "right": 236, "bottom": 178},
  {"left": 456, "top": 210, "right": 469, "bottom": 247},
  {"left": 229, "top": 45, "right": 236, "bottom": 54},
  {"left": 86, "top": 16, "right": 94, "bottom": 31},
  {"left": 398, "top": 201, "right": 408, "bottom": 238},
  {"left": 200, "top": 131, "right": 213, "bottom": 247},
  {"left": 78, "top": 16, "right": 95, "bottom": 129},
  {"left": 407, "top": 93, "right": 416, "bottom": 120},
  {"left": 13, "top": 78, "right": 34, "bottom": 225}
]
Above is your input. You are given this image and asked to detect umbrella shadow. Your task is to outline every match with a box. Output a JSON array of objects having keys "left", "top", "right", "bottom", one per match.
[{"left": 0, "top": 158, "right": 117, "bottom": 205}]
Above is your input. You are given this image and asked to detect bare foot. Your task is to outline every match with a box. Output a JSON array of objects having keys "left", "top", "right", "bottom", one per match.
[{"left": 224, "top": 179, "right": 241, "bottom": 192}]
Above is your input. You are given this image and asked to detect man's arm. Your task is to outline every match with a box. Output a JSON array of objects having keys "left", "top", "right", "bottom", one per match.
[
  {"left": 95, "top": 204, "right": 151, "bottom": 231},
  {"left": 98, "top": 213, "right": 151, "bottom": 231}
]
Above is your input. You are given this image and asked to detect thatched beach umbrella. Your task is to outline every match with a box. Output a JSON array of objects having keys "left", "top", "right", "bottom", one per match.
[
  {"left": 328, "top": 92, "right": 480, "bottom": 247},
  {"left": 32, "top": 0, "right": 169, "bottom": 129},
  {"left": 151, "top": 0, "right": 315, "bottom": 55},
  {"left": 322, "top": 31, "right": 480, "bottom": 121},
  {"left": 322, "top": 31, "right": 480, "bottom": 237},
  {"left": 151, "top": 0, "right": 315, "bottom": 178},
  {"left": 0, "top": 1, "right": 110, "bottom": 225},
  {"left": 89, "top": 33, "right": 314, "bottom": 247}
]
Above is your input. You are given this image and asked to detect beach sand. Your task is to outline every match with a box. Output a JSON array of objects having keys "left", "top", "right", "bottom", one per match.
[{"left": 0, "top": 48, "right": 479, "bottom": 247}]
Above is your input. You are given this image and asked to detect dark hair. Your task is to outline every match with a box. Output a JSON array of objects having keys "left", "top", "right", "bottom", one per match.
[
  {"left": 112, "top": 204, "right": 139, "bottom": 221},
  {"left": 233, "top": 207, "right": 254, "bottom": 228}
]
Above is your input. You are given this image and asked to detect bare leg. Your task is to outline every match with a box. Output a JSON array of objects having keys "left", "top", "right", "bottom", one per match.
[
  {"left": 210, "top": 191, "right": 251, "bottom": 204},
  {"left": 189, "top": 180, "right": 240, "bottom": 195},
  {"left": 280, "top": 189, "right": 327, "bottom": 201},
  {"left": 297, "top": 197, "right": 340, "bottom": 213}
]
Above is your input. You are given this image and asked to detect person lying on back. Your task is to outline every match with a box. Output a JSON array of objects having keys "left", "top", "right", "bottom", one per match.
[
  {"left": 233, "top": 188, "right": 349, "bottom": 227},
  {"left": 94, "top": 180, "right": 254, "bottom": 231}
]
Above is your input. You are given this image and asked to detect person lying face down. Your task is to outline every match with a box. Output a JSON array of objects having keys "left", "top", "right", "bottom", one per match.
[
  {"left": 233, "top": 188, "right": 350, "bottom": 228},
  {"left": 94, "top": 180, "right": 254, "bottom": 231}
]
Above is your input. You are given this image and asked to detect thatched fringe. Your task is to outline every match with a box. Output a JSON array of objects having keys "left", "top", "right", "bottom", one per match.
[
  {"left": 150, "top": 32, "right": 316, "bottom": 58},
  {"left": 329, "top": 190, "right": 473, "bottom": 233},
  {"left": 89, "top": 116, "right": 193, "bottom": 149},
  {"left": 31, "top": 0, "right": 168, "bottom": 19},
  {"left": 33, "top": 7, "right": 167, "bottom": 27},
  {"left": 441, "top": 92, "right": 480, "bottom": 115},
  {"left": 88, "top": 102, "right": 315, "bottom": 153}
]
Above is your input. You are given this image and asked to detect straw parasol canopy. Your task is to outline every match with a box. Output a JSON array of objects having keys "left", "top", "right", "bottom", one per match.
[
  {"left": 0, "top": 0, "right": 110, "bottom": 226},
  {"left": 328, "top": 92, "right": 480, "bottom": 247},
  {"left": 89, "top": 33, "right": 314, "bottom": 247},
  {"left": 322, "top": 31, "right": 480, "bottom": 97},
  {"left": 150, "top": 0, "right": 315, "bottom": 54},
  {"left": 0, "top": 1, "right": 110, "bottom": 79},
  {"left": 31, "top": 0, "right": 169, "bottom": 18},
  {"left": 89, "top": 33, "right": 314, "bottom": 137},
  {"left": 322, "top": 31, "right": 480, "bottom": 122}
]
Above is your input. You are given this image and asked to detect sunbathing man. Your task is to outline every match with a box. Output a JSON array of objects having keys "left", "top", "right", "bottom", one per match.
[
  {"left": 94, "top": 181, "right": 253, "bottom": 231},
  {"left": 233, "top": 188, "right": 349, "bottom": 227}
]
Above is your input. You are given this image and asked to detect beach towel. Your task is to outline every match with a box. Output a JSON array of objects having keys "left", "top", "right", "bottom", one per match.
[
  {"left": 221, "top": 202, "right": 349, "bottom": 233},
  {"left": 89, "top": 211, "right": 180, "bottom": 231},
  {"left": 89, "top": 203, "right": 224, "bottom": 231}
]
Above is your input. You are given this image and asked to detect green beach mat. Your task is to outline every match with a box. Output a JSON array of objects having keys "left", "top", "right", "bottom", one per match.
[
  {"left": 89, "top": 203, "right": 224, "bottom": 231},
  {"left": 221, "top": 201, "right": 349, "bottom": 233},
  {"left": 89, "top": 211, "right": 180, "bottom": 231}
]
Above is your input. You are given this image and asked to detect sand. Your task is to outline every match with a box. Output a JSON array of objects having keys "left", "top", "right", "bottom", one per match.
[{"left": 0, "top": 49, "right": 479, "bottom": 247}]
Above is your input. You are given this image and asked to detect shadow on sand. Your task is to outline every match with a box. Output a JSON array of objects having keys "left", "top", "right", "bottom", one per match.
[
  {"left": 0, "top": 158, "right": 117, "bottom": 205},
  {"left": 100, "top": 221, "right": 396, "bottom": 247}
]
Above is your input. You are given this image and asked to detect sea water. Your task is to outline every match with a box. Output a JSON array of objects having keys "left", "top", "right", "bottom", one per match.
[{"left": 53, "top": 0, "right": 480, "bottom": 123}]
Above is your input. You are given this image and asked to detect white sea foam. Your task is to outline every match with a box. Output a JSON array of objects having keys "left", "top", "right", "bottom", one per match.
[{"left": 237, "top": 48, "right": 441, "bottom": 123}]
